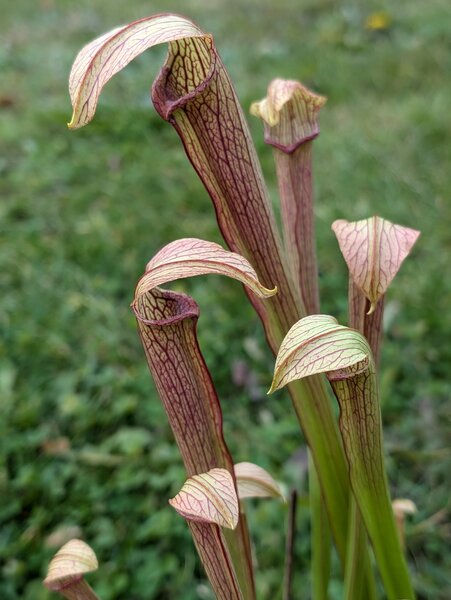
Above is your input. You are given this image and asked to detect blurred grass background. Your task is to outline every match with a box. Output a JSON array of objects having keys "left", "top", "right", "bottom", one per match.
[{"left": 1, "top": 0, "right": 450, "bottom": 598}]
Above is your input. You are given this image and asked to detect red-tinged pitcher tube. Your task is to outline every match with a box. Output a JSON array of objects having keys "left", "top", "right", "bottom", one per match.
[{"left": 133, "top": 288, "right": 254, "bottom": 599}]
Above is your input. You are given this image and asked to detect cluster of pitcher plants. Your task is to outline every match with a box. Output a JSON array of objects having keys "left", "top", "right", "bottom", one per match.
[{"left": 44, "top": 13, "right": 421, "bottom": 600}]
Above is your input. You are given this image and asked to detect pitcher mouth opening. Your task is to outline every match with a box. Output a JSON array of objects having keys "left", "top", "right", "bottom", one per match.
[
  {"left": 151, "top": 34, "right": 217, "bottom": 122},
  {"left": 132, "top": 286, "right": 199, "bottom": 327}
]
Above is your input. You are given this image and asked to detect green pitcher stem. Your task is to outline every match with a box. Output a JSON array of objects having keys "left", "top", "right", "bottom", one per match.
[
  {"left": 309, "top": 452, "right": 330, "bottom": 600},
  {"left": 344, "top": 496, "right": 377, "bottom": 600},
  {"left": 283, "top": 489, "right": 298, "bottom": 600},
  {"left": 289, "top": 374, "right": 378, "bottom": 595}
]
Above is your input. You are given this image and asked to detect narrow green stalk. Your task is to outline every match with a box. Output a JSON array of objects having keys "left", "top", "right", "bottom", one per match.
[
  {"left": 288, "top": 375, "right": 348, "bottom": 564},
  {"left": 365, "top": 484, "right": 414, "bottom": 599},
  {"left": 344, "top": 498, "right": 364, "bottom": 600},
  {"left": 309, "top": 453, "right": 330, "bottom": 600},
  {"left": 283, "top": 490, "right": 298, "bottom": 600},
  {"left": 289, "top": 376, "right": 375, "bottom": 597},
  {"left": 344, "top": 497, "right": 377, "bottom": 600}
]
